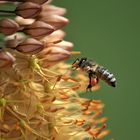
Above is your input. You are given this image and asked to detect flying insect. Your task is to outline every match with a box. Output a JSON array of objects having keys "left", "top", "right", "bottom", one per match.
[{"left": 72, "top": 58, "right": 116, "bottom": 91}]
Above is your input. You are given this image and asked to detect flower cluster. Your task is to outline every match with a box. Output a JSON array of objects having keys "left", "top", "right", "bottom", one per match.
[
  {"left": 0, "top": 1, "right": 109, "bottom": 140},
  {"left": 0, "top": 0, "right": 73, "bottom": 67}
]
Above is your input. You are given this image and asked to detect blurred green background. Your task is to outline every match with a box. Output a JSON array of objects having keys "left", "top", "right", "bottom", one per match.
[{"left": 53, "top": 0, "right": 140, "bottom": 140}]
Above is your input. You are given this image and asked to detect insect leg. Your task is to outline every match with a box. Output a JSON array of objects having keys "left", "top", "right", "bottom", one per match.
[
  {"left": 86, "top": 72, "right": 99, "bottom": 92},
  {"left": 86, "top": 72, "right": 93, "bottom": 92}
]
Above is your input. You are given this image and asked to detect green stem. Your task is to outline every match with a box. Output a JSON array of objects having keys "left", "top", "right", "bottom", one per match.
[{"left": 0, "top": 9, "right": 15, "bottom": 17}]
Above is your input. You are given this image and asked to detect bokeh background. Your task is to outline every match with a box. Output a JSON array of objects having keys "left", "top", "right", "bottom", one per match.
[{"left": 53, "top": 0, "right": 140, "bottom": 140}]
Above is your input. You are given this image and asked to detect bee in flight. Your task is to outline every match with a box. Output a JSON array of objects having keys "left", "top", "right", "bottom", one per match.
[{"left": 72, "top": 57, "right": 116, "bottom": 91}]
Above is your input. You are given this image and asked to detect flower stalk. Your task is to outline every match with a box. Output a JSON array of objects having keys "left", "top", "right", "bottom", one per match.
[{"left": 0, "top": 1, "right": 110, "bottom": 140}]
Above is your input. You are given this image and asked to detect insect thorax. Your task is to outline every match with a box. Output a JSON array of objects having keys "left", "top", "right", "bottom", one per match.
[{"left": 83, "top": 61, "right": 98, "bottom": 73}]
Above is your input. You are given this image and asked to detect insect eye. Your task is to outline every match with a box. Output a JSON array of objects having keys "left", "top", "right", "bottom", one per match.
[{"left": 81, "top": 58, "right": 87, "bottom": 62}]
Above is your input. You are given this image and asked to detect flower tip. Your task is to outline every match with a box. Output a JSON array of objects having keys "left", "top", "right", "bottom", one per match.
[
  {"left": 70, "top": 51, "right": 81, "bottom": 55},
  {"left": 15, "top": 2, "right": 42, "bottom": 19},
  {"left": 25, "top": 0, "right": 49, "bottom": 4},
  {"left": 16, "top": 38, "right": 44, "bottom": 54},
  {"left": 40, "top": 15, "right": 69, "bottom": 30},
  {"left": 0, "top": 19, "right": 19, "bottom": 36},
  {"left": 15, "top": 16, "right": 35, "bottom": 26},
  {"left": 0, "top": 51, "right": 15, "bottom": 68},
  {"left": 24, "top": 21, "right": 55, "bottom": 38}
]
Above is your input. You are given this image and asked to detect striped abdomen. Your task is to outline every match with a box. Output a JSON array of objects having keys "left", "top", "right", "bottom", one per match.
[{"left": 96, "top": 66, "right": 116, "bottom": 87}]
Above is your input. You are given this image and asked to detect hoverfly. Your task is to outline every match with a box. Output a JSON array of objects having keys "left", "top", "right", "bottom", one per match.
[{"left": 72, "top": 58, "right": 116, "bottom": 91}]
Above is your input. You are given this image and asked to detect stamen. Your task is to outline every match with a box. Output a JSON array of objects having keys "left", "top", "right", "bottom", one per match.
[{"left": 70, "top": 51, "right": 81, "bottom": 55}]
